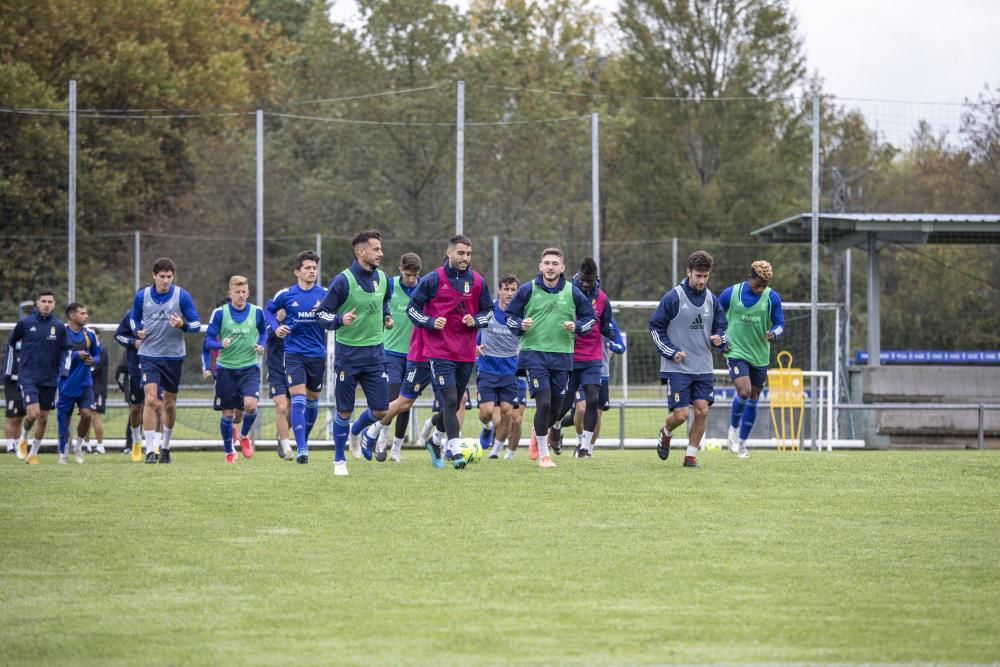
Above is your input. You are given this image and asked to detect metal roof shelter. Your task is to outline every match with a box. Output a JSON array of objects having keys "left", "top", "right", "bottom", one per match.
[{"left": 752, "top": 213, "right": 1000, "bottom": 367}]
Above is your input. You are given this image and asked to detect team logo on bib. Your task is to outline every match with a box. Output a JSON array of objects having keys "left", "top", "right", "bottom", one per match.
[
  {"left": 340, "top": 371, "right": 345, "bottom": 381},
  {"left": 463, "top": 281, "right": 470, "bottom": 294}
]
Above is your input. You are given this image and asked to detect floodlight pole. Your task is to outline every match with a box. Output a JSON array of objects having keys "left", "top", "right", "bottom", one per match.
[
  {"left": 810, "top": 94, "right": 820, "bottom": 449},
  {"left": 591, "top": 113, "right": 600, "bottom": 268},
  {"left": 455, "top": 80, "right": 464, "bottom": 236},
  {"left": 68, "top": 80, "right": 77, "bottom": 303},
  {"left": 256, "top": 109, "right": 264, "bottom": 309}
]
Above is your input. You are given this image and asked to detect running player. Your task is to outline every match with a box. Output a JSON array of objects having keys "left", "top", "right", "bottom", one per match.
[
  {"left": 475, "top": 273, "right": 520, "bottom": 459},
  {"left": 720, "top": 260, "right": 785, "bottom": 459},
  {"left": 565, "top": 319, "right": 626, "bottom": 456},
  {"left": 505, "top": 248, "right": 596, "bottom": 469},
  {"left": 648, "top": 250, "right": 727, "bottom": 468},
  {"left": 204, "top": 276, "right": 267, "bottom": 464},
  {"left": 83, "top": 328, "right": 109, "bottom": 454},
  {"left": 132, "top": 257, "right": 202, "bottom": 464},
  {"left": 265, "top": 309, "right": 292, "bottom": 460},
  {"left": 265, "top": 251, "right": 327, "bottom": 465},
  {"left": 114, "top": 309, "right": 151, "bottom": 461},
  {"left": 407, "top": 235, "right": 493, "bottom": 469},
  {"left": 55, "top": 302, "right": 101, "bottom": 464},
  {"left": 5, "top": 291, "right": 70, "bottom": 465},
  {"left": 4, "top": 339, "right": 29, "bottom": 459}
]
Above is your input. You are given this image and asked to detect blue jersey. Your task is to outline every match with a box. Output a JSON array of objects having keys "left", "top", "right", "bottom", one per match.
[
  {"left": 59, "top": 326, "right": 101, "bottom": 398},
  {"left": 718, "top": 283, "right": 785, "bottom": 339},
  {"left": 317, "top": 260, "right": 392, "bottom": 368},
  {"left": 114, "top": 311, "right": 140, "bottom": 373},
  {"left": 5, "top": 312, "right": 70, "bottom": 387},
  {"left": 264, "top": 283, "right": 329, "bottom": 358}
]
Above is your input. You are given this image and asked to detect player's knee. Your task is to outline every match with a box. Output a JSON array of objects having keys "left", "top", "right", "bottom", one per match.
[
  {"left": 672, "top": 407, "right": 690, "bottom": 422},
  {"left": 373, "top": 409, "right": 387, "bottom": 420},
  {"left": 693, "top": 403, "right": 709, "bottom": 419}
]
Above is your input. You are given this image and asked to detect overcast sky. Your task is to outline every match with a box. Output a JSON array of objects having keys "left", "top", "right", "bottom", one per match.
[{"left": 329, "top": 0, "right": 1000, "bottom": 104}]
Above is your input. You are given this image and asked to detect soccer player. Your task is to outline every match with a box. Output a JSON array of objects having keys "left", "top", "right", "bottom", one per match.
[
  {"left": 55, "top": 302, "right": 102, "bottom": 464},
  {"left": 317, "top": 229, "right": 393, "bottom": 477},
  {"left": 475, "top": 273, "right": 521, "bottom": 459},
  {"left": 547, "top": 258, "right": 623, "bottom": 458},
  {"left": 203, "top": 276, "right": 267, "bottom": 464},
  {"left": 493, "top": 378, "right": 528, "bottom": 460},
  {"left": 264, "top": 251, "right": 327, "bottom": 465},
  {"left": 5, "top": 290, "right": 69, "bottom": 464},
  {"left": 505, "top": 248, "right": 597, "bottom": 469},
  {"left": 265, "top": 309, "right": 292, "bottom": 460},
  {"left": 114, "top": 309, "right": 151, "bottom": 461},
  {"left": 364, "top": 252, "right": 422, "bottom": 462},
  {"left": 83, "top": 329, "right": 109, "bottom": 454},
  {"left": 407, "top": 235, "right": 493, "bottom": 469},
  {"left": 4, "top": 340, "right": 29, "bottom": 459},
  {"left": 648, "top": 250, "right": 727, "bottom": 468},
  {"left": 720, "top": 260, "right": 785, "bottom": 459},
  {"left": 131, "top": 257, "right": 202, "bottom": 464},
  {"left": 563, "top": 320, "right": 625, "bottom": 457}
]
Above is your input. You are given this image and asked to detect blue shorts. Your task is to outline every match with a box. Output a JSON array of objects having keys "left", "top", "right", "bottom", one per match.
[
  {"left": 93, "top": 391, "right": 107, "bottom": 414},
  {"left": 576, "top": 377, "right": 610, "bottom": 411},
  {"left": 126, "top": 367, "right": 161, "bottom": 405},
  {"left": 19, "top": 382, "right": 56, "bottom": 411},
  {"left": 335, "top": 363, "right": 389, "bottom": 413},
  {"left": 661, "top": 372, "right": 715, "bottom": 409},
  {"left": 267, "top": 360, "right": 288, "bottom": 398},
  {"left": 57, "top": 386, "right": 96, "bottom": 414},
  {"left": 566, "top": 364, "right": 602, "bottom": 399},
  {"left": 429, "top": 359, "right": 475, "bottom": 394},
  {"left": 399, "top": 360, "right": 432, "bottom": 400},
  {"left": 285, "top": 354, "right": 325, "bottom": 393},
  {"left": 5, "top": 379, "right": 25, "bottom": 417},
  {"left": 524, "top": 367, "right": 569, "bottom": 399},
  {"left": 476, "top": 373, "right": 518, "bottom": 407},
  {"left": 214, "top": 366, "right": 261, "bottom": 411},
  {"left": 385, "top": 354, "right": 408, "bottom": 387},
  {"left": 139, "top": 357, "right": 184, "bottom": 394},
  {"left": 514, "top": 378, "right": 528, "bottom": 408},
  {"left": 727, "top": 358, "right": 769, "bottom": 390}
]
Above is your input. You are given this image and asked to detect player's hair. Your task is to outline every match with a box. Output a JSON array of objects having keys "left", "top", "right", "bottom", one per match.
[
  {"left": 500, "top": 273, "right": 519, "bottom": 287},
  {"left": 36, "top": 289, "right": 55, "bottom": 300},
  {"left": 541, "top": 247, "right": 563, "bottom": 260},
  {"left": 151, "top": 257, "right": 177, "bottom": 275},
  {"left": 750, "top": 260, "right": 774, "bottom": 282},
  {"left": 65, "top": 302, "right": 84, "bottom": 316},
  {"left": 579, "top": 257, "right": 598, "bottom": 281},
  {"left": 293, "top": 250, "right": 319, "bottom": 271},
  {"left": 352, "top": 229, "right": 382, "bottom": 247},
  {"left": 399, "top": 252, "right": 422, "bottom": 272},
  {"left": 687, "top": 250, "right": 714, "bottom": 272},
  {"left": 448, "top": 234, "right": 472, "bottom": 248},
  {"left": 229, "top": 275, "right": 248, "bottom": 290}
]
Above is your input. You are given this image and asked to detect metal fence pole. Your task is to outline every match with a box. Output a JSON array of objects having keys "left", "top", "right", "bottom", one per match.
[
  {"left": 133, "top": 231, "right": 141, "bottom": 292},
  {"left": 979, "top": 404, "right": 985, "bottom": 450},
  {"left": 591, "top": 112, "right": 600, "bottom": 268},
  {"left": 810, "top": 94, "right": 820, "bottom": 450},
  {"left": 492, "top": 235, "right": 499, "bottom": 291},
  {"left": 455, "top": 80, "right": 464, "bottom": 236},
  {"left": 671, "top": 237, "right": 678, "bottom": 287},
  {"left": 68, "top": 80, "right": 77, "bottom": 303},
  {"left": 256, "top": 110, "right": 264, "bottom": 309},
  {"left": 316, "top": 233, "right": 322, "bottom": 285}
]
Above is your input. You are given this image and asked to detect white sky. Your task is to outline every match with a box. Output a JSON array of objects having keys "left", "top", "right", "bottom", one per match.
[{"left": 329, "top": 0, "right": 1000, "bottom": 104}]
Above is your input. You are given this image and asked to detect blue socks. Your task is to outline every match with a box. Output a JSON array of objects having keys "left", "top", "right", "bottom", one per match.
[
  {"left": 240, "top": 410, "right": 257, "bottom": 437},
  {"left": 351, "top": 408, "right": 376, "bottom": 436},
  {"left": 220, "top": 416, "right": 234, "bottom": 454},
  {"left": 730, "top": 396, "right": 747, "bottom": 429},
  {"left": 739, "top": 399, "right": 758, "bottom": 441},
  {"left": 333, "top": 415, "right": 350, "bottom": 462},
  {"left": 291, "top": 395, "right": 308, "bottom": 454},
  {"left": 304, "top": 399, "right": 319, "bottom": 440}
]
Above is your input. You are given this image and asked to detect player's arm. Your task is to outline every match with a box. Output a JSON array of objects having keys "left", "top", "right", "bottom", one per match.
[
  {"left": 607, "top": 318, "right": 626, "bottom": 354},
  {"left": 115, "top": 314, "right": 138, "bottom": 349},
  {"left": 407, "top": 272, "right": 439, "bottom": 330},
  {"left": 768, "top": 291, "right": 785, "bottom": 341},
  {"left": 598, "top": 298, "right": 617, "bottom": 339},
  {"left": 317, "top": 275, "right": 349, "bottom": 329},
  {"left": 88, "top": 330, "right": 102, "bottom": 366},
  {"left": 203, "top": 308, "right": 224, "bottom": 352},
  {"left": 4, "top": 323, "right": 22, "bottom": 380},
  {"left": 571, "top": 286, "right": 597, "bottom": 333},
  {"left": 383, "top": 276, "right": 393, "bottom": 319},
  {"left": 130, "top": 291, "right": 144, "bottom": 334},
  {"left": 503, "top": 283, "right": 532, "bottom": 334},
  {"left": 648, "top": 291, "right": 681, "bottom": 360},
  {"left": 178, "top": 289, "right": 202, "bottom": 333},
  {"left": 711, "top": 296, "right": 728, "bottom": 349},
  {"left": 471, "top": 279, "right": 493, "bottom": 328},
  {"left": 255, "top": 308, "right": 268, "bottom": 347}
]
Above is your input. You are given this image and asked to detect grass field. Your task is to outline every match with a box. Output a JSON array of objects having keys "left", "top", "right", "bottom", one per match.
[{"left": 3, "top": 449, "right": 998, "bottom": 666}]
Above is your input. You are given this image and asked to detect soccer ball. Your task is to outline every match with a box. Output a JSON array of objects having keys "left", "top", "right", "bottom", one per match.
[{"left": 456, "top": 438, "right": 483, "bottom": 464}]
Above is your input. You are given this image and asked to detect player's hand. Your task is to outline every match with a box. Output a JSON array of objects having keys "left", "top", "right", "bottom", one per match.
[
  {"left": 202, "top": 370, "right": 212, "bottom": 380},
  {"left": 80, "top": 352, "right": 93, "bottom": 366},
  {"left": 433, "top": 317, "right": 447, "bottom": 330},
  {"left": 384, "top": 316, "right": 394, "bottom": 329},
  {"left": 520, "top": 317, "right": 533, "bottom": 331},
  {"left": 254, "top": 344, "right": 265, "bottom": 355},
  {"left": 710, "top": 334, "right": 722, "bottom": 347},
  {"left": 133, "top": 339, "right": 142, "bottom": 349},
  {"left": 136, "top": 329, "right": 147, "bottom": 340},
  {"left": 476, "top": 344, "right": 485, "bottom": 357},
  {"left": 169, "top": 313, "right": 185, "bottom": 329},
  {"left": 462, "top": 314, "right": 476, "bottom": 327},
  {"left": 673, "top": 350, "right": 686, "bottom": 363},
  {"left": 221, "top": 337, "right": 232, "bottom": 348},
  {"left": 276, "top": 324, "right": 291, "bottom": 338},
  {"left": 563, "top": 321, "right": 576, "bottom": 333},
  {"left": 342, "top": 309, "right": 357, "bottom": 326},
  {"left": 766, "top": 330, "right": 776, "bottom": 341}
]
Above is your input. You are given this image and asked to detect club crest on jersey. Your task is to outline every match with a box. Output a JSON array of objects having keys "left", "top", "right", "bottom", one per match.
[
  {"left": 49, "top": 326, "right": 57, "bottom": 338},
  {"left": 340, "top": 371, "right": 346, "bottom": 381},
  {"left": 463, "top": 281, "right": 470, "bottom": 294}
]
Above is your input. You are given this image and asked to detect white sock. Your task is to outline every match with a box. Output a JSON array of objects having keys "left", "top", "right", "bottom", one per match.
[
  {"left": 279, "top": 438, "right": 290, "bottom": 451},
  {"left": 391, "top": 437, "right": 403, "bottom": 453},
  {"left": 432, "top": 429, "right": 446, "bottom": 446},
  {"left": 419, "top": 417, "right": 435, "bottom": 441},
  {"left": 576, "top": 432, "right": 583, "bottom": 446},
  {"left": 686, "top": 445, "right": 698, "bottom": 457},
  {"left": 131, "top": 426, "right": 142, "bottom": 445},
  {"left": 446, "top": 437, "right": 460, "bottom": 459},
  {"left": 144, "top": 430, "right": 157, "bottom": 454},
  {"left": 536, "top": 434, "right": 549, "bottom": 458},
  {"left": 581, "top": 431, "right": 594, "bottom": 452},
  {"left": 161, "top": 427, "right": 173, "bottom": 450},
  {"left": 29, "top": 439, "right": 41, "bottom": 456},
  {"left": 20, "top": 424, "right": 29, "bottom": 442},
  {"left": 504, "top": 447, "right": 515, "bottom": 460},
  {"left": 74, "top": 436, "right": 83, "bottom": 451},
  {"left": 482, "top": 420, "right": 494, "bottom": 431},
  {"left": 366, "top": 422, "right": 387, "bottom": 439},
  {"left": 490, "top": 438, "right": 505, "bottom": 456},
  {"left": 6, "top": 438, "right": 14, "bottom": 451}
]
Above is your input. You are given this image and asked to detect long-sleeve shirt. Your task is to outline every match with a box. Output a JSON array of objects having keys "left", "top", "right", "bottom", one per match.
[
  {"left": 6, "top": 312, "right": 70, "bottom": 387},
  {"left": 407, "top": 260, "right": 493, "bottom": 331},
  {"left": 505, "top": 273, "right": 597, "bottom": 371},
  {"left": 317, "top": 260, "right": 392, "bottom": 368},
  {"left": 718, "top": 283, "right": 785, "bottom": 339},
  {"left": 59, "top": 326, "right": 102, "bottom": 398},
  {"left": 648, "top": 278, "right": 728, "bottom": 361},
  {"left": 263, "top": 283, "right": 329, "bottom": 358},
  {"left": 114, "top": 311, "right": 140, "bottom": 373},
  {"left": 130, "top": 285, "right": 202, "bottom": 361},
  {"left": 202, "top": 304, "right": 268, "bottom": 352}
]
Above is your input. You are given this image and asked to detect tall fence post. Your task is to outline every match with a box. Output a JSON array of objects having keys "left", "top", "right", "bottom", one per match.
[
  {"left": 455, "top": 80, "right": 464, "bottom": 236},
  {"left": 316, "top": 233, "right": 322, "bottom": 285},
  {"left": 671, "top": 237, "right": 678, "bottom": 287},
  {"left": 256, "top": 110, "right": 264, "bottom": 309},
  {"left": 591, "top": 112, "right": 600, "bottom": 268},
  {"left": 67, "top": 80, "right": 77, "bottom": 303},
  {"left": 979, "top": 404, "right": 985, "bottom": 450},
  {"left": 133, "top": 231, "right": 141, "bottom": 292},
  {"left": 492, "top": 235, "right": 499, "bottom": 292},
  {"left": 810, "top": 94, "right": 820, "bottom": 450}
]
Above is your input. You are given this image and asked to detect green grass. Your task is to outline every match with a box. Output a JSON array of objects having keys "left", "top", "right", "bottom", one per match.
[{"left": 2, "top": 450, "right": 998, "bottom": 665}]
